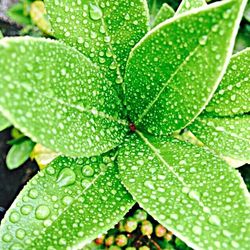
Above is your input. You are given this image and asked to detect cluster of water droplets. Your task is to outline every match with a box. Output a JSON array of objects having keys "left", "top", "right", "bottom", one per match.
[
  {"left": 118, "top": 134, "right": 250, "bottom": 250},
  {"left": 0, "top": 154, "right": 133, "bottom": 249},
  {"left": 46, "top": 0, "right": 148, "bottom": 90},
  {"left": 124, "top": 0, "right": 241, "bottom": 135},
  {"left": 0, "top": 37, "right": 128, "bottom": 158},
  {"left": 206, "top": 48, "right": 250, "bottom": 116}
]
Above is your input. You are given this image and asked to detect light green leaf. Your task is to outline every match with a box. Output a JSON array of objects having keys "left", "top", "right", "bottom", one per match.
[
  {"left": 0, "top": 114, "right": 11, "bottom": 131},
  {"left": 125, "top": 0, "right": 247, "bottom": 136},
  {"left": 206, "top": 48, "right": 250, "bottom": 116},
  {"left": 152, "top": 3, "right": 175, "bottom": 28},
  {"left": 7, "top": 3, "right": 32, "bottom": 25},
  {"left": 45, "top": 0, "right": 149, "bottom": 92},
  {"left": 176, "top": 0, "right": 206, "bottom": 15},
  {"left": 6, "top": 139, "right": 35, "bottom": 170},
  {"left": 0, "top": 37, "right": 128, "bottom": 157},
  {"left": 0, "top": 154, "right": 134, "bottom": 249},
  {"left": 189, "top": 114, "right": 250, "bottom": 162},
  {"left": 244, "top": 1, "right": 250, "bottom": 21},
  {"left": 118, "top": 132, "right": 250, "bottom": 250}
]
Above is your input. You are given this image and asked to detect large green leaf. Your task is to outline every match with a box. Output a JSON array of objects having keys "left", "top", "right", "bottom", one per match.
[
  {"left": 118, "top": 132, "right": 250, "bottom": 250},
  {"left": 189, "top": 114, "right": 250, "bottom": 162},
  {"left": 176, "top": 0, "right": 206, "bottom": 15},
  {"left": 44, "top": 0, "right": 149, "bottom": 92},
  {"left": 0, "top": 114, "right": 11, "bottom": 131},
  {"left": 0, "top": 154, "right": 134, "bottom": 249},
  {"left": 206, "top": 48, "right": 250, "bottom": 116},
  {"left": 152, "top": 3, "right": 175, "bottom": 28},
  {"left": 124, "top": 0, "right": 247, "bottom": 136},
  {"left": 0, "top": 37, "right": 128, "bottom": 157}
]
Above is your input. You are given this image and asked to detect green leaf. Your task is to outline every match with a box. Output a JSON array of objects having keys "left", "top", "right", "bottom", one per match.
[
  {"left": 176, "top": 0, "right": 206, "bottom": 15},
  {"left": 0, "top": 154, "right": 134, "bottom": 249},
  {"left": 7, "top": 3, "right": 31, "bottom": 25},
  {"left": 44, "top": 0, "right": 149, "bottom": 92},
  {"left": 152, "top": 3, "right": 175, "bottom": 28},
  {"left": 189, "top": 114, "right": 250, "bottom": 162},
  {"left": 118, "top": 132, "right": 250, "bottom": 250},
  {"left": 206, "top": 48, "right": 250, "bottom": 116},
  {"left": 125, "top": 0, "right": 247, "bottom": 136},
  {"left": 244, "top": 1, "right": 250, "bottom": 22},
  {"left": 0, "top": 37, "right": 128, "bottom": 157},
  {"left": 6, "top": 139, "right": 35, "bottom": 170},
  {"left": 0, "top": 31, "right": 3, "bottom": 38},
  {"left": 0, "top": 114, "right": 11, "bottom": 131}
]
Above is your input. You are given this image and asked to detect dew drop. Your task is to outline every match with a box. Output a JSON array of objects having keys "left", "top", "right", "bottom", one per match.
[
  {"left": 2, "top": 233, "right": 12, "bottom": 242},
  {"left": 57, "top": 168, "right": 76, "bottom": 187},
  {"left": 20, "top": 204, "right": 33, "bottom": 215},
  {"left": 144, "top": 180, "right": 154, "bottom": 190},
  {"left": 89, "top": 3, "right": 103, "bottom": 20},
  {"left": 199, "top": 35, "right": 208, "bottom": 45},
  {"left": 16, "top": 229, "right": 26, "bottom": 239},
  {"left": 209, "top": 215, "right": 221, "bottom": 226},
  {"left": 35, "top": 205, "right": 50, "bottom": 220},
  {"left": 82, "top": 165, "right": 95, "bottom": 177},
  {"left": 28, "top": 188, "right": 39, "bottom": 199},
  {"left": 188, "top": 190, "right": 201, "bottom": 201},
  {"left": 192, "top": 225, "right": 202, "bottom": 235},
  {"left": 9, "top": 211, "right": 20, "bottom": 223},
  {"left": 62, "top": 196, "right": 74, "bottom": 205}
]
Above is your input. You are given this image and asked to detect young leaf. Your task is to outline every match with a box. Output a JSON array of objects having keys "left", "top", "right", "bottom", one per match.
[
  {"left": 206, "top": 48, "right": 250, "bottom": 116},
  {"left": 6, "top": 139, "right": 35, "bottom": 170},
  {"left": 189, "top": 114, "right": 250, "bottom": 162},
  {"left": 118, "top": 132, "right": 250, "bottom": 250},
  {"left": 0, "top": 37, "right": 128, "bottom": 157},
  {"left": 176, "top": 0, "right": 206, "bottom": 15},
  {"left": 7, "top": 3, "right": 32, "bottom": 25},
  {"left": 124, "top": 0, "right": 247, "bottom": 135},
  {"left": 44, "top": 0, "right": 149, "bottom": 90},
  {"left": 0, "top": 154, "right": 134, "bottom": 249},
  {"left": 152, "top": 3, "right": 175, "bottom": 28},
  {"left": 0, "top": 114, "right": 11, "bottom": 131}
]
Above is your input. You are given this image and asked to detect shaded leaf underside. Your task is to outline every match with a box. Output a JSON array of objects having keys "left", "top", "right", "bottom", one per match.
[
  {"left": 0, "top": 154, "right": 134, "bottom": 249},
  {"left": 118, "top": 132, "right": 250, "bottom": 250}
]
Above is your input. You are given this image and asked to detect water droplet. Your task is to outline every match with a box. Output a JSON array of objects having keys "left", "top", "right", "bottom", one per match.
[
  {"left": 81, "top": 179, "right": 91, "bottom": 188},
  {"left": 16, "top": 229, "right": 26, "bottom": 239},
  {"left": 2, "top": 233, "right": 12, "bottom": 242},
  {"left": 89, "top": 3, "right": 103, "bottom": 20},
  {"left": 192, "top": 225, "right": 202, "bottom": 235},
  {"left": 10, "top": 243, "right": 23, "bottom": 250},
  {"left": 62, "top": 196, "right": 74, "bottom": 205},
  {"left": 35, "top": 205, "right": 50, "bottom": 220},
  {"left": 209, "top": 215, "right": 221, "bottom": 226},
  {"left": 82, "top": 165, "right": 94, "bottom": 177},
  {"left": 57, "top": 168, "right": 76, "bottom": 187},
  {"left": 28, "top": 188, "right": 38, "bottom": 199},
  {"left": 9, "top": 211, "right": 20, "bottom": 223},
  {"left": 144, "top": 180, "right": 154, "bottom": 190},
  {"left": 188, "top": 190, "right": 200, "bottom": 201},
  {"left": 199, "top": 35, "right": 208, "bottom": 45},
  {"left": 20, "top": 204, "right": 33, "bottom": 215}
]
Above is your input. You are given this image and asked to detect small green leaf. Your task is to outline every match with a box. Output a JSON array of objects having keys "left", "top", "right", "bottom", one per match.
[
  {"left": 0, "top": 37, "right": 128, "bottom": 157},
  {"left": 152, "top": 3, "right": 175, "bottom": 28},
  {"left": 206, "top": 48, "right": 250, "bottom": 116},
  {"left": 125, "top": 0, "right": 247, "bottom": 135},
  {"left": 118, "top": 132, "right": 250, "bottom": 250},
  {"left": 189, "top": 114, "right": 250, "bottom": 162},
  {"left": 244, "top": 1, "right": 250, "bottom": 21},
  {"left": 6, "top": 139, "right": 35, "bottom": 170},
  {"left": 7, "top": 3, "right": 31, "bottom": 25},
  {"left": 0, "top": 114, "right": 11, "bottom": 131},
  {"left": 0, "top": 154, "right": 134, "bottom": 249},
  {"left": 176, "top": 0, "right": 206, "bottom": 15},
  {"left": 45, "top": 0, "right": 149, "bottom": 92}
]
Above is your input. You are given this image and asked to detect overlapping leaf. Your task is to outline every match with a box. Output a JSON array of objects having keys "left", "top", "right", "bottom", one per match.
[
  {"left": 45, "top": 0, "right": 149, "bottom": 92},
  {"left": 118, "top": 132, "right": 250, "bottom": 250},
  {"left": 0, "top": 154, "right": 134, "bottom": 249},
  {"left": 152, "top": 3, "right": 174, "bottom": 28},
  {"left": 176, "top": 0, "right": 206, "bottom": 15},
  {"left": 0, "top": 37, "right": 128, "bottom": 157},
  {"left": 206, "top": 48, "right": 250, "bottom": 116},
  {"left": 189, "top": 114, "right": 250, "bottom": 162},
  {"left": 124, "top": 0, "right": 247, "bottom": 135}
]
